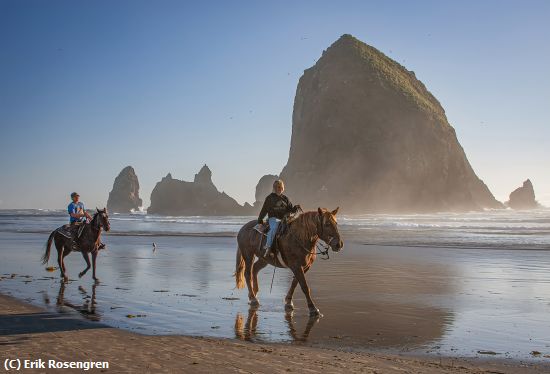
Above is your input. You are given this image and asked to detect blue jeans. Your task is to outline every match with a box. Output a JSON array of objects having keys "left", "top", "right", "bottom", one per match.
[{"left": 266, "top": 217, "right": 280, "bottom": 248}]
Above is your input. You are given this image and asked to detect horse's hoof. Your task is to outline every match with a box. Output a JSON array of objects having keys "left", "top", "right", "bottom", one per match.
[
  {"left": 249, "top": 298, "right": 260, "bottom": 307},
  {"left": 93, "top": 277, "right": 100, "bottom": 283},
  {"left": 284, "top": 301, "right": 294, "bottom": 311},
  {"left": 78, "top": 272, "right": 84, "bottom": 278},
  {"left": 309, "top": 308, "right": 322, "bottom": 317}
]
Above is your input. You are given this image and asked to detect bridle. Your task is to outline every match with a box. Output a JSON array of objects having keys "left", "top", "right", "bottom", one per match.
[
  {"left": 91, "top": 213, "right": 102, "bottom": 231},
  {"left": 289, "top": 212, "right": 334, "bottom": 260},
  {"left": 91, "top": 211, "right": 109, "bottom": 232},
  {"left": 315, "top": 213, "right": 333, "bottom": 260}
]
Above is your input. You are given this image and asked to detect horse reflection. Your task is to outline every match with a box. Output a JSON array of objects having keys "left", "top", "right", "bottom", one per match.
[
  {"left": 55, "top": 282, "right": 101, "bottom": 321},
  {"left": 234, "top": 307, "right": 319, "bottom": 342},
  {"left": 284, "top": 311, "right": 319, "bottom": 342}
]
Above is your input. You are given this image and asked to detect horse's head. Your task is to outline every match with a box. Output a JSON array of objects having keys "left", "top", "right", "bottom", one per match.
[
  {"left": 94, "top": 208, "right": 111, "bottom": 232},
  {"left": 317, "top": 207, "right": 343, "bottom": 252}
]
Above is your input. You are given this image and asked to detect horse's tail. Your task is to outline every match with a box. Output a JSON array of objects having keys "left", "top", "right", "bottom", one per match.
[
  {"left": 234, "top": 245, "right": 245, "bottom": 289},
  {"left": 42, "top": 231, "right": 55, "bottom": 265}
]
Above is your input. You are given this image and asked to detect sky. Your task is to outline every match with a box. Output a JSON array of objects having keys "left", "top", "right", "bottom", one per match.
[{"left": 1, "top": 0, "right": 549, "bottom": 209}]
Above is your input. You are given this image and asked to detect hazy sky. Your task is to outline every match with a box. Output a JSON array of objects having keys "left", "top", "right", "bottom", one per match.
[{"left": 1, "top": 0, "right": 549, "bottom": 209}]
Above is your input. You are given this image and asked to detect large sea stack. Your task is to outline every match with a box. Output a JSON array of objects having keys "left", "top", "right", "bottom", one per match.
[
  {"left": 107, "top": 166, "right": 142, "bottom": 213},
  {"left": 507, "top": 179, "right": 538, "bottom": 209},
  {"left": 278, "top": 34, "right": 502, "bottom": 213},
  {"left": 148, "top": 165, "right": 253, "bottom": 215}
]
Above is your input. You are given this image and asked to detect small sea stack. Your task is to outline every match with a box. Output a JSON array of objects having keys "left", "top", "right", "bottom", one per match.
[
  {"left": 507, "top": 179, "right": 538, "bottom": 209},
  {"left": 107, "top": 166, "right": 143, "bottom": 213}
]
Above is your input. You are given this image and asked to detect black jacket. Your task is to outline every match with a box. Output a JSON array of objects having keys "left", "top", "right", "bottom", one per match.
[{"left": 258, "top": 193, "right": 298, "bottom": 223}]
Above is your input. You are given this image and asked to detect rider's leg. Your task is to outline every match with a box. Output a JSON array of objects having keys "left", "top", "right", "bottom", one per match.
[{"left": 263, "top": 217, "right": 280, "bottom": 257}]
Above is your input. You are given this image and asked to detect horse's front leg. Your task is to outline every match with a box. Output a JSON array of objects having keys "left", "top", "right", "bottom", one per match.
[
  {"left": 292, "top": 266, "right": 321, "bottom": 317},
  {"left": 91, "top": 251, "right": 99, "bottom": 282},
  {"left": 285, "top": 266, "right": 310, "bottom": 311},
  {"left": 79, "top": 252, "right": 91, "bottom": 278}
]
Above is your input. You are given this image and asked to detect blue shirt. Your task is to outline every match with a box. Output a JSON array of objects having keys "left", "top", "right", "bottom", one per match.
[{"left": 68, "top": 202, "right": 85, "bottom": 223}]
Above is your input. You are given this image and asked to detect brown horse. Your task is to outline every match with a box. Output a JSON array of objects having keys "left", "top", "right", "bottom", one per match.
[
  {"left": 235, "top": 207, "right": 343, "bottom": 317},
  {"left": 42, "top": 208, "right": 111, "bottom": 282}
]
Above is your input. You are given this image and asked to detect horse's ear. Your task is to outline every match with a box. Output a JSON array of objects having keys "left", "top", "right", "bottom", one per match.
[
  {"left": 318, "top": 207, "right": 323, "bottom": 216},
  {"left": 96, "top": 208, "right": 100, "bottom": 213},
  {"left": 331, "top": 207, "right": 339, "bottom": 216}
]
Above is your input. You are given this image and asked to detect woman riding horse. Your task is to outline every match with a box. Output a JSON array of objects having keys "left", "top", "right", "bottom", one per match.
[
  {"left": 236, "top": 203, "right": 343, "bottom": 317},
  {"left": 256, "top": 180, "right": 301, "bottom": 257}
]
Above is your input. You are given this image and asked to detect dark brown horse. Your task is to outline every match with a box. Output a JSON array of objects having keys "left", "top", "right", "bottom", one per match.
[
  {"left": 235, "top": 208, "right": 343, "bottom": 317},
  {"left": 42, "top": 208, "right": 111, "bottom": 282}
]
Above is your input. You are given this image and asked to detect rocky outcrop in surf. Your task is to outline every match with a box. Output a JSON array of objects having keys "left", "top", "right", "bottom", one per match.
[
  {"left": 107, "top": 166, "right": 142, "bottom": 213},
  {"left": 148, "top": 165, "right": 253, "bottom": 216},
  {"left": 507, "top": 179, "right": 538, "bottom": 209},
  {"left": 277, "top": 34, "right": 502, "bottom": 213}
]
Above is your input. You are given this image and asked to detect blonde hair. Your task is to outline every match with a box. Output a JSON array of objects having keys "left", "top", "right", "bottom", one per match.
[{"left": 273, "top": 179, "right": 285, "bottom": 191}]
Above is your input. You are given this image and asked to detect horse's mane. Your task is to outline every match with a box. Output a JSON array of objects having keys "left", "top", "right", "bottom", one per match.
[
  {"left": 90, "top": 211, "right": 100, "bottom": 224},
  {"left": 287, "top": 211, "right": 320, "bottom": 243}
]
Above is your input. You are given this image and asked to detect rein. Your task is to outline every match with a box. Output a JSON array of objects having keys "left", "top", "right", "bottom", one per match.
[{"left": 88, "top": 214, "right": 103, "bottom": 252}]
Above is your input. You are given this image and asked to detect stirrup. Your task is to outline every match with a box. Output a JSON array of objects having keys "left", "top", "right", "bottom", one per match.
[{"left": 262, "top": 245, "right": 272, "bottom": 258}]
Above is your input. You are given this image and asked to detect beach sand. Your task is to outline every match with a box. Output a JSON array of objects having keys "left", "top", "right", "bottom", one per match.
[{"left": 1, "top": 293, "right": 547, "bottom": 373}]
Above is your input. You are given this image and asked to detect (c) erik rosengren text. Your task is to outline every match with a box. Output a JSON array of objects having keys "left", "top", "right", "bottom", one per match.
[{"left": 4, "top": 358, "right": 109, "bottom": 371}]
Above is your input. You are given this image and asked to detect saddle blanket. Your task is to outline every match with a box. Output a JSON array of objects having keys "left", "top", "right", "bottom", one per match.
[{"left": 56, "top": 225, "right": 73, "bottom": 239}]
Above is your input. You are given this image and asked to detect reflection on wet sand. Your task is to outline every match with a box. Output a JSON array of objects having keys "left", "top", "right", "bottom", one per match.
[
  {"left": 44, "top": 282, "right": 101, "bottom": 321},
  {"left": 286, "top": 244, "right": 456, "bottom": 350},
  {"left": 235, "top": 307, "right": 320, "bottom": 342}
]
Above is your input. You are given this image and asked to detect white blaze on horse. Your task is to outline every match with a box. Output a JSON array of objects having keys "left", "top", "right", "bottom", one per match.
[{"left": 235, "top": 207, "right": 343, "bottom": 317}]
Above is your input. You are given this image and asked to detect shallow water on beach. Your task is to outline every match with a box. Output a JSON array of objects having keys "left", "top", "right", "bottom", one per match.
[{"left": 1, "top": 210, "right": 550, "bottom": 362}]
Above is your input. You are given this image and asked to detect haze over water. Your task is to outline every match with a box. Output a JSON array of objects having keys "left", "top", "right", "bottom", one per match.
[{"left": 1, "top": 209, "right": 550, "bottom": 362}]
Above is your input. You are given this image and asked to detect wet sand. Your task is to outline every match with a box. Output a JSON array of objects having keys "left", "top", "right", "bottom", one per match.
[
  {"left": 1, "top": 226, "right": 550, "bottom": 366},
  {"left": 1, "top": 293, "right": 548, "bottom": 373}
]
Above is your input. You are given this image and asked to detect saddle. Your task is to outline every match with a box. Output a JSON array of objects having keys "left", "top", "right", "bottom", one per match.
[
  {"left": 56, "top": 223, "right": 86, "bottom": 252},
  {"left": 256, "top": 216, "right": 292, "bottom": 253}
]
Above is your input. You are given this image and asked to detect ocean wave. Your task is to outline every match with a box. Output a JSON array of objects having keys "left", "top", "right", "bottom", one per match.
[
  {"left": 0, "top": 228, "right": 237, "bottom": 238},
  {"left": 1, "top": 209, "right": 549, "bottom": 249}
]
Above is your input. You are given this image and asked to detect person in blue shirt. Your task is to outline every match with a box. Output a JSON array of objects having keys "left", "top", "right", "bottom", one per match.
[
  {"left": 67, "top": 192, "right": 105, "bottom": 250},
  {"left": 68, "top": 192, "right": 92, "bottom": 224}
]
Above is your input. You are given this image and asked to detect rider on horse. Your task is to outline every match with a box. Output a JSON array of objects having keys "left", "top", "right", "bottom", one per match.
[
  {"left": 68, "top": 192, "right": 105, "bottom": 250},
  {"left": 68, "top": 192, "right": 91, "bottom": 225},
  {"left": 257, "top": 180, "right": 301, "bottom": 257}
]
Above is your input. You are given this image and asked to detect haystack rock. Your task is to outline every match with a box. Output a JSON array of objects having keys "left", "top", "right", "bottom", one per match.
[
  {"left": 254, "top": 174, "right": 279, "bottom": 208},
  {"left": 148, "top": 165, "right": 253, "bottom": 215},
  {"left": 508, "top": 179, "right": 538, "bottom": 209},
  {"left": 107, "top": 166, "right": 142, "bottom": 213},
  {"left": 277, "top": 34, "right": 502, "bottom": 213}
]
